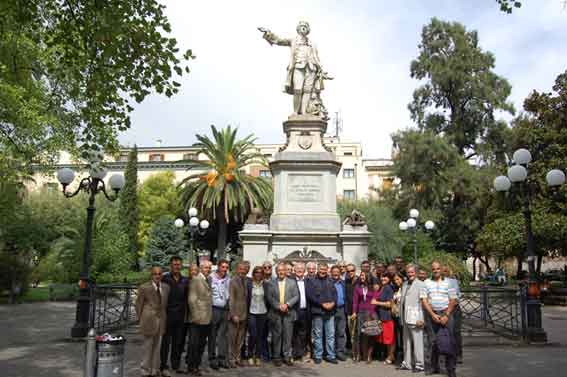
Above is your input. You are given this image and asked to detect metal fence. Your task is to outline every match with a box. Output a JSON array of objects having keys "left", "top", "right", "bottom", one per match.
[
  {"left": 93, "top": 284, "right": 138, "bottom": 333},
  {"left": 460, "top": 286, "right": 526, "bottom": 340}
]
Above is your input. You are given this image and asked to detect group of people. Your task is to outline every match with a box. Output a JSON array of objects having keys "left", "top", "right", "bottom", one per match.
[{"left": 135, "top": 256, "right": 462, "bottom": 377}]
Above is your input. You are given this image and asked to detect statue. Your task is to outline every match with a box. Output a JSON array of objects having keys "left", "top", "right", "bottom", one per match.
[
  {"left": 245, "top": 207, "right": 268, "bottom": 225},
  {"left": 258, "top": 21, "right": 332, "bottom": 118},
  {"left": 342, "top": 210, "right": 367, "bottom": 226}
]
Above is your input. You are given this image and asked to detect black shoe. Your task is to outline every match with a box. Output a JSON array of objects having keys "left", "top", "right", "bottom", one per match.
[
  {"left": 325, "top": 358, "right": 338, "bottom": 364},
  {"left": 273, "top": 360, "right": 282, "bottom": 367},
  {"left": 336, "top": 354, "right": 347, "bottom": 362},
  {"left": 209, "top": 361, "right": 219, "bottom": 370},
  {"left": 397, "top": 365, "right": 412, "bottom": 371},
  {"left": 413, "top": 368, "right": 425, "bottom": 373},
  {"left": 314, "top": 359, "right": 322, "bottom": 365},
  {"left": 220, "top": 362, "right": 230, "bottom": 369}
]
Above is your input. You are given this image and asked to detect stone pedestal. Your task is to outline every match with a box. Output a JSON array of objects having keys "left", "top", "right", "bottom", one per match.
[{"left": 241, "top": 116, "right": 370, "bottom": 268}]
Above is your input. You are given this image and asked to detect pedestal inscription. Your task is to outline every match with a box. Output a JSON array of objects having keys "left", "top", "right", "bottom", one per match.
[{"left": 288, "top": 174, "right": 322, "bottom": 203}]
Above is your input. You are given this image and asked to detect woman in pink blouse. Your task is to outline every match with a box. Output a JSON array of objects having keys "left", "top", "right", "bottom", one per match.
[{"left": 351, "top": 271, "right": 380, "bottom": 363}]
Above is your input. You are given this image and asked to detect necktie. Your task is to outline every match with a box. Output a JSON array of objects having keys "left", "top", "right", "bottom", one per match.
[{"left": 156, "top": 283, "right": 162, "bottom": 305}]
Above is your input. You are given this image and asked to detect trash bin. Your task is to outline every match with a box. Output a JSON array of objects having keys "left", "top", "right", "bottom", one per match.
[{"left": 96, "top": 337, "right": 126, "bottom": 377}]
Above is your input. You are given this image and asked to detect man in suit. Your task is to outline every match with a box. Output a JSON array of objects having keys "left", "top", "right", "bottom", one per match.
[
  {"left": 185, "top": 262, "right": 212, "bottom": 376},
  {"left": 228, "top": 262, "right": 249, "bottom": 367},
  {"left": 266, "top": 262, "right": 300, "bottom": 366},
  {"left": 398, "top": 264, "right": 425, "bottom": 373},
  {"left": 292, "top": 262, "right": 310, "bottom": 362},
  {"left": 160, "top": 256, "right": 189, "bottom": 376},
  {"left": 136, "top": 266, "right": 169, "bottom": 377}
]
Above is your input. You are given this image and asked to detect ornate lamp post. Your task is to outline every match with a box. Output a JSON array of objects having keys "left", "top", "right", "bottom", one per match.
[
  {"left": 56, "top": 155, "right": 125, "bottom": 338},
  {"left": 399, "top": 208, "right": 435, "bottom": 264},
  {"left": 493, "top": 148, "right": 564, "bottom": 343},
  {"left": 175, "top": 207, "right": 209, "bottom": 265}
]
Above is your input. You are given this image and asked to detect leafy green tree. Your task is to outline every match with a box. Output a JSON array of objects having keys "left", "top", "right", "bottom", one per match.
[
  {"left": 119, "top": 146, "right": 139, "bottom": 268},
  {"left": 138, "top": 171, "right": 182, "bottom": 247},
  {"left": 179, "top": 126, "right": 273, "bottom": 260},
  {"left": 337, "top": 200, "right": 405, "bottom": 262},
  {"left": 1, "top": 0, "right": 193, "bottom": 174},
  {"left": 144, "top": 216, "right": 186, "bottom": 268},
  {"left": 497, "top": 0, "right": 522, "bottom": 13},
  {"left": 409, "top": 18, "right": 514, "bottom": 158}
]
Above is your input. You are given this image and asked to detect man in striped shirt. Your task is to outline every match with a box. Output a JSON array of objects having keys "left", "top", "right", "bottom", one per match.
[{"left": 420, "top": 261, "right": 458, "bottom": 377}]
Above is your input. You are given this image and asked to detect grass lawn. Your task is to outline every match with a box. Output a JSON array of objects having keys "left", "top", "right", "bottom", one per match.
[{"left": 0, "top": 283, "right": 77, "bottom": 304}]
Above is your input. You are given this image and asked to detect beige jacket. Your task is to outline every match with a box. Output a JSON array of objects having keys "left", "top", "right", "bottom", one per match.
[
  {"left": 187, "top": 273, "right": 212, "bottom": 325},
  {"left": 136, "top": 281, "right": 169, "bottom": 336}
]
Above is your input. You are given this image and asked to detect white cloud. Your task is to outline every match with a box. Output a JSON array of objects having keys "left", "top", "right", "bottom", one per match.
[{"left": 120, "top": 0, "right": 567, "bottom": 158}]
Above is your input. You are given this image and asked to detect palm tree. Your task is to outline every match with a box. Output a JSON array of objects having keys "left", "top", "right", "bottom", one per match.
[{"left": 179, "top": 125, "right": 273, "bottom": 259}]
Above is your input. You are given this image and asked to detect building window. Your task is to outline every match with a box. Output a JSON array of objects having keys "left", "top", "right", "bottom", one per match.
[
  {"left": 343, "top": 190, "right": 355, "bottom": 200},
  {"left": 259, "top": 170, "right": 272, "bottom": 178},
  {"left": 182, "top": 153, "right": 197, "bottom": 160},
  {"left": 343, "top": 168, "right": 355, "bottom": 179},
  {"left": 344, "top": 152, "right": 353, "bottom": 156},
  {"left": 116, "top": 153, "right": 129, "bottom": 162},
  {"left": 149, "top": 153, "right": 164, "bottom": 162}
]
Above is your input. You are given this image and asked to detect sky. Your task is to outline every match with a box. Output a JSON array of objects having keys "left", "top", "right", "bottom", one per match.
[{"left": 120, "top": 0, "right": 567, "bottom": 159}]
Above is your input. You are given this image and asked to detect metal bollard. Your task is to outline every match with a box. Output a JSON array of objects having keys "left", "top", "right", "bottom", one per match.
[{"left": 85, "top": 328, "right": 97, "bottom": 377}]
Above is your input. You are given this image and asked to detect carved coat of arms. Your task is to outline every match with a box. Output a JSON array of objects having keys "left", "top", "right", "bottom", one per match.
[{"left": 298, "top": 132, "right": 313, "bottom": 150}]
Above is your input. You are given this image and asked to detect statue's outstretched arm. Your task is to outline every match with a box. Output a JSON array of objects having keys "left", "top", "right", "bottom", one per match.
[{"left": 258, "top": 27, "right": 291, "bottom": 47}]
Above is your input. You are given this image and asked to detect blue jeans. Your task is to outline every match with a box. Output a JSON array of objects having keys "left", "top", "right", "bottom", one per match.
[{"left": 312, "top": 315, "right": 335, "bottom": 360}]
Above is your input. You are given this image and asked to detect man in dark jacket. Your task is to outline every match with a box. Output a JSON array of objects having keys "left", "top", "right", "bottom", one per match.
[
  {"left": 306, "top": 263, "right": 338, "bottom": 364},
  {"left": 160, "top": 256, "right": 189, "bottom": 375}
]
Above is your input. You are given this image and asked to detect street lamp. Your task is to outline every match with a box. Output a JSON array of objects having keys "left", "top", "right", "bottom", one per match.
[
  {"left": 493, "top": 147, "right": 565, "bottom": 343},
  {"left": 175, "top": 207, "right": 209, "bottom": 265},
  {"left": 399, "top": 208, "right": 435, "bottom": 264},
  {"left": 56, "top": 157, "right": 125, "bottom": 338}
]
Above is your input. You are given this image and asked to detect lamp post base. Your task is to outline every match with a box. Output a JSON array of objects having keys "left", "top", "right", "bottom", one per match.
[
  {"left": 526, "top": 298, "right": 547, "bottom": 343},
  {"left": 70, "top": 290, "right": 92, "bottom": 338}
]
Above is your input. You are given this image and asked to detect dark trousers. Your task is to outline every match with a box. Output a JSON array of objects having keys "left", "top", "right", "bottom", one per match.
[
  {"left": 248, "top": 313, "right": 267, "bottom": 358},
  {"left": 208, "top": 307, "right": 229, "bottom": 365},
  {"left": 187, "top": 324, "right": 209, "bottom": 370},
  {"left": 160, "top": 320, "right": 186, "bottom": 370},
  {"left": 453, "top": 305, "right": 463, "bottom": 359},
  {"left": 394, "top": 317, "right": 403, "bottom": 363},
  {"left": 424, "top": 310, "right": 456, "bottom": 375},
  {"left": 261, "top": 315, "right": 271, "bottom": 361},
  {"left": 292, "top": 309, "right": 309, "bottom": 359},
  {"left": 334, "top": 307, "right": 347, "bottom": 357}
]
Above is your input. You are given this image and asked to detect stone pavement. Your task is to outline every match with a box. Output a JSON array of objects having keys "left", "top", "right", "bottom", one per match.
[{"left": 0, "top": 302, "right": 566, "bottom": 377}]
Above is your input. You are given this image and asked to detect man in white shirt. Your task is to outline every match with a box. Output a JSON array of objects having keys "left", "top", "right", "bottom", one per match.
[
  {"left": 292, "top": 263, "right": 310, "bottom": 361},
  {"left": 420, "top": 262, "right": 458, "bottom": 377}
]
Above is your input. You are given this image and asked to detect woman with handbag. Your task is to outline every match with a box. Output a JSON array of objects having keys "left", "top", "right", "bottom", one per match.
[
  {"left": 372, "top": 273, "right": 396, "bottom": 365},
  {"left": 351, "top": 271, "right": 380, "bottom": 364}
]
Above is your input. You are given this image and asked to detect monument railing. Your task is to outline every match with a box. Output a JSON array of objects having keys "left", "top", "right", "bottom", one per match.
[
  {"left": 93, "top": 283, "right": 138, "bottom": 334},
  {"left": 460, "top": 286, "right": 527, "bottom": 340}
]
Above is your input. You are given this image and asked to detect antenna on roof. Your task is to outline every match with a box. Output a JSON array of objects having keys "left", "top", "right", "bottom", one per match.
[{"left": 333, "top": 111, "right": 343, "bottom": 140}]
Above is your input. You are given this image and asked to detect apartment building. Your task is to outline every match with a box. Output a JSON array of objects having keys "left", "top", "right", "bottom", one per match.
[{"left": 31, "top": 137, "right": 395, "bottom": 200}]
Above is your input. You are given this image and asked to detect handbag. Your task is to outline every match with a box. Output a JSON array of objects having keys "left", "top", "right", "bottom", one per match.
[
  {"left": 436, "top": 327, "right": 456, "bottom": 356},
  {"left": 361, "top": 319, "right": 383, "bottom": 336}
]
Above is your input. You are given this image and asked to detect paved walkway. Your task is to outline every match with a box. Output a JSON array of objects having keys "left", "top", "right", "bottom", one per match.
[{"left": 0, "top": 302, "right": 566, "bottom": 377}]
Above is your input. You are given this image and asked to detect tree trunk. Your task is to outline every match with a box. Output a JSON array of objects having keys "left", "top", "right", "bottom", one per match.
[
  {"left": 479, "top": 256, "right": 492, "bottom": 274},
  {"left": 216, "top": 206, "right": 227, "bottom": 261},
  {"left": 472, "top": 256, "right": 478, "bottom": 281},
  {"left": 537, "top": 254, "right": 543, "bottom": 275},
  {"left": 516, "top": 254, "right": 523, "bottom": 279}
]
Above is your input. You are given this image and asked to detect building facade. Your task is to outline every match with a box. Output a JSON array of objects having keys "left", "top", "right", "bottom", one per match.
[{"left": 30, "top": 137, "right": 395, "bottom": 200}]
